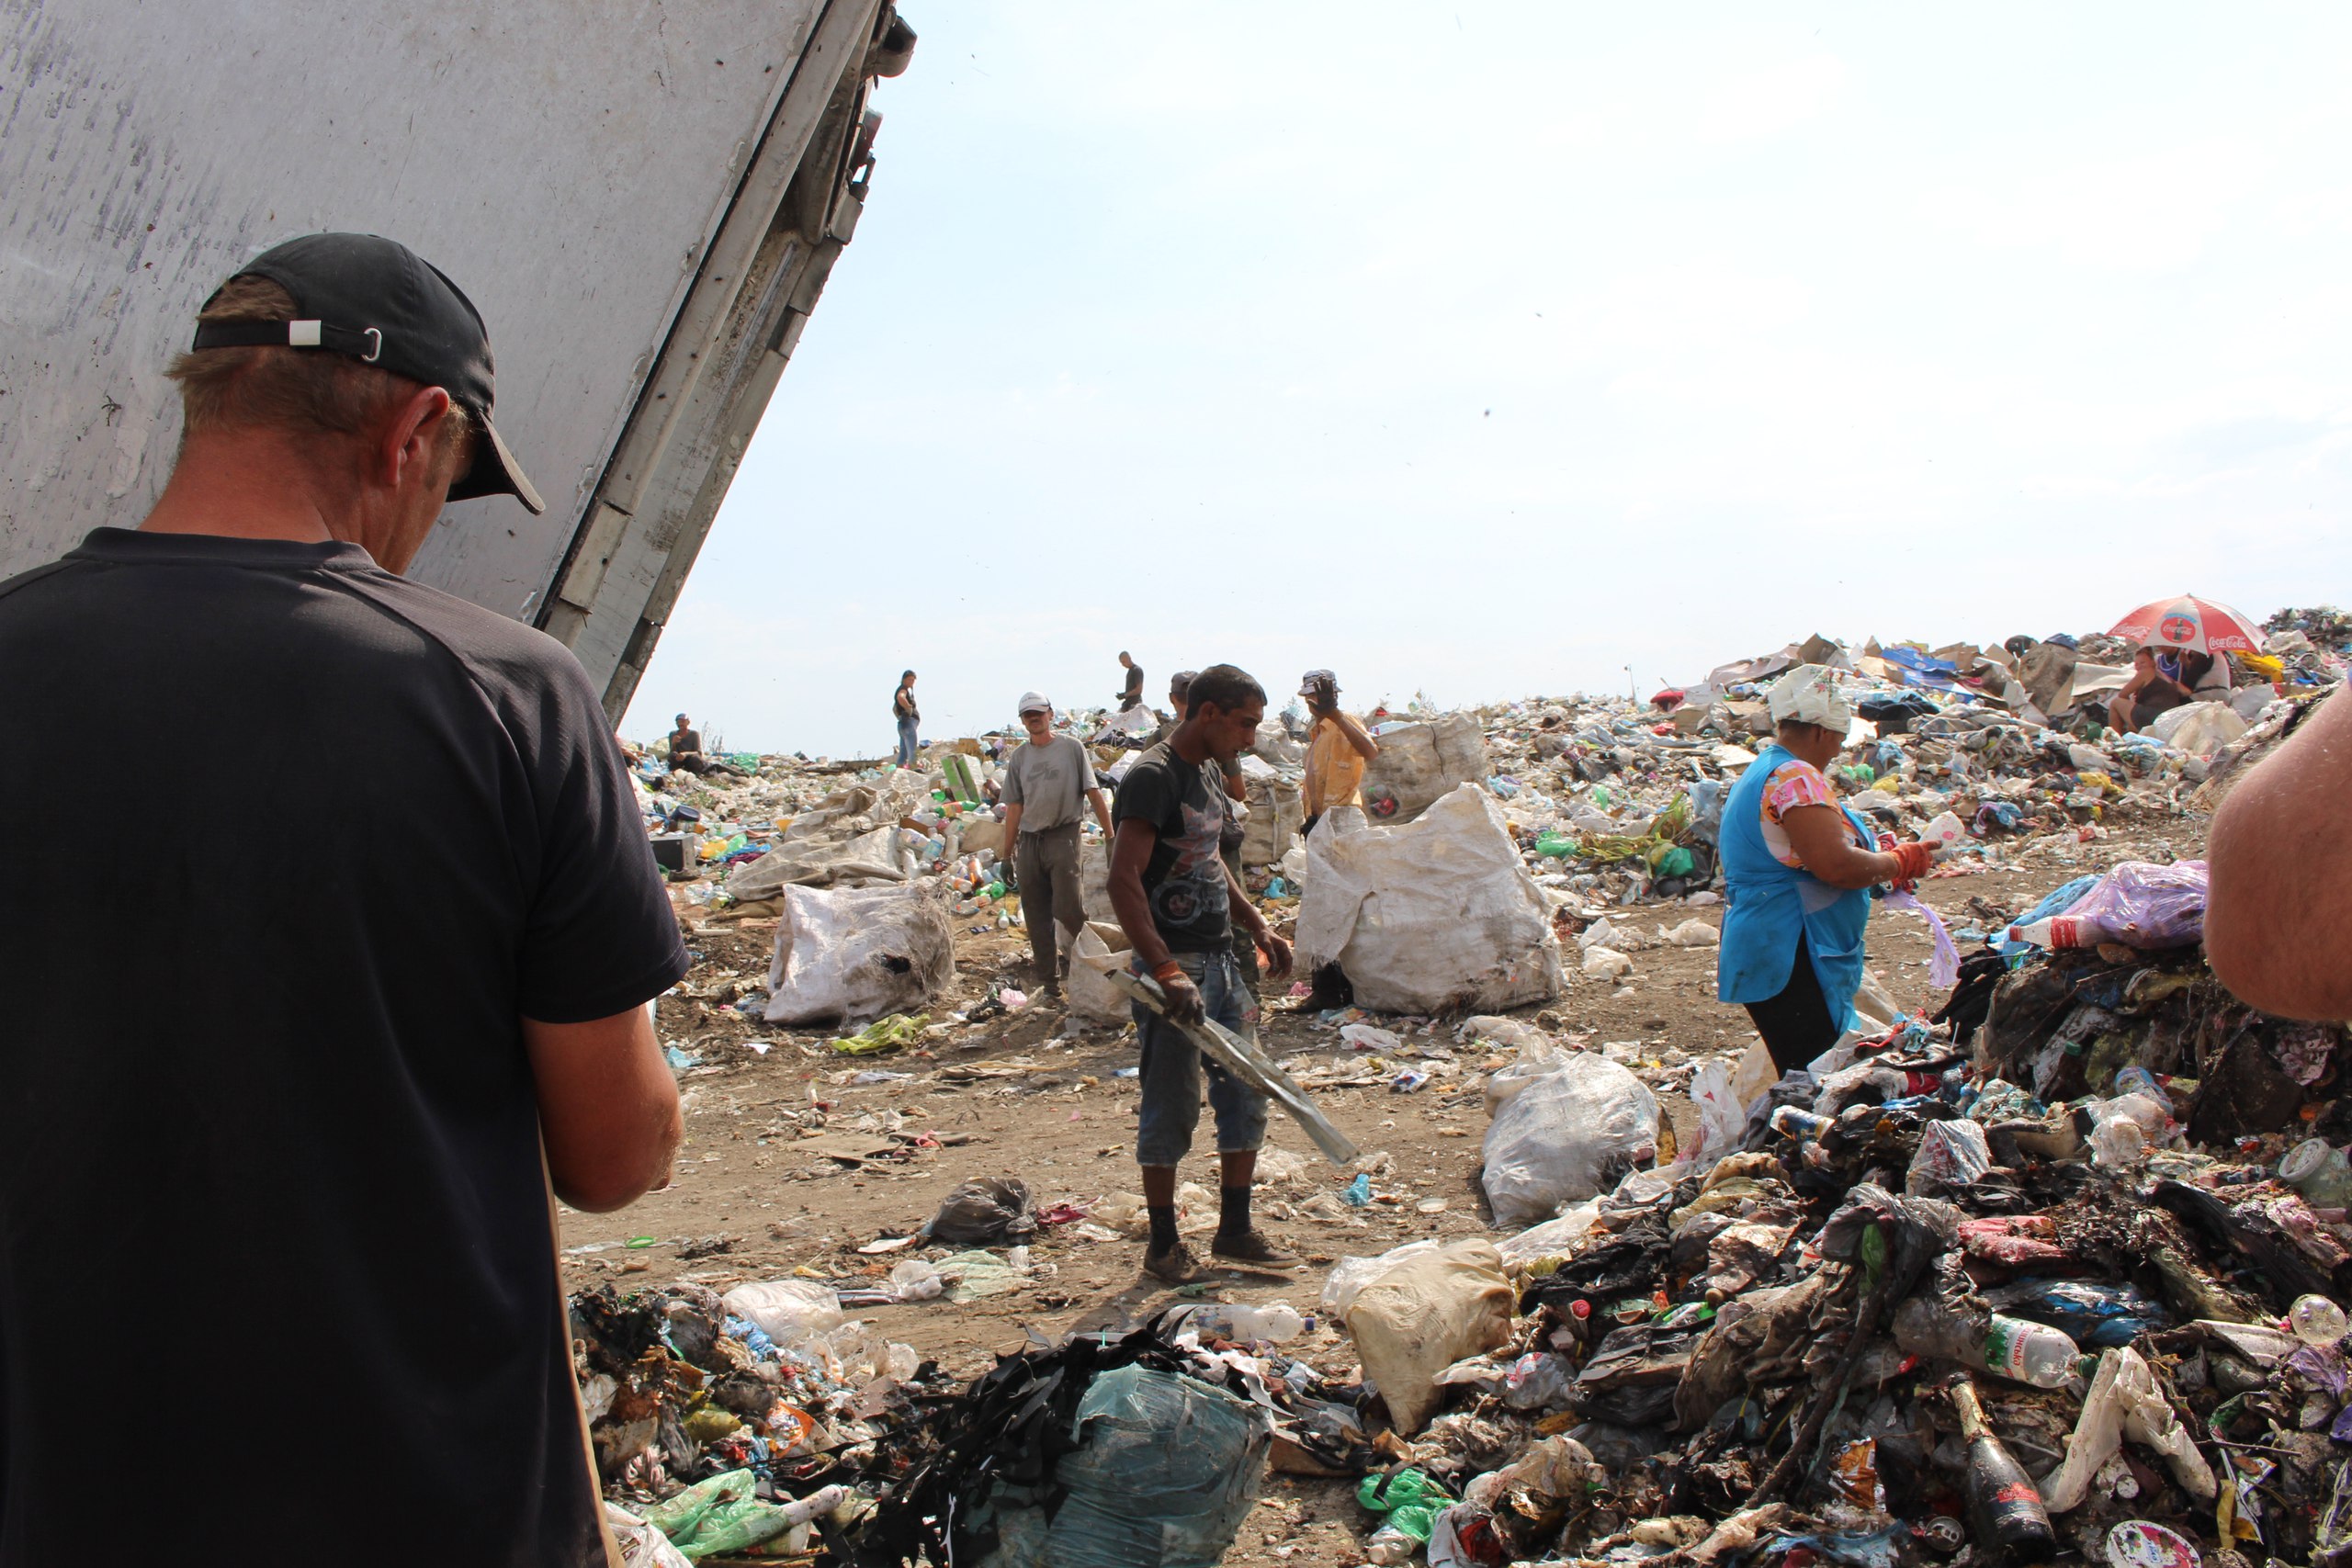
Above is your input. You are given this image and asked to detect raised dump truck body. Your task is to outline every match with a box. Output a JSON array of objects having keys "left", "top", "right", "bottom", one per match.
[{"left": 1, "top": 0, "right": 910, "bottom": 716}]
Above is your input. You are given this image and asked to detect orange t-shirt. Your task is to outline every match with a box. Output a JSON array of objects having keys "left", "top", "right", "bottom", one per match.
[{"left": 1305, "top": 716, "right": 1369, "bottom": 815}]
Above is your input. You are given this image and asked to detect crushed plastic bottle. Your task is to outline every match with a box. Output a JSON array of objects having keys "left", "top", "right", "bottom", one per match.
[
  {"left": 1894, "top": 1296, "right": 2084, "bottom": 1389},
  {"left": 1168, "top": 1301, "right": 1306, "bottom": 1344}
]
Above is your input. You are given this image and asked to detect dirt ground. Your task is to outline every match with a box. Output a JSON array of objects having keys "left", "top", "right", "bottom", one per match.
[{"left": 560, "top": 815, "right": 2205, "bottom": 1565}]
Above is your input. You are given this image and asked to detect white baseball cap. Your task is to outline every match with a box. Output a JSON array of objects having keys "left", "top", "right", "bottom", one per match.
[{"left": 1016, "top": 691, "right": 1052, "bottom": 715}]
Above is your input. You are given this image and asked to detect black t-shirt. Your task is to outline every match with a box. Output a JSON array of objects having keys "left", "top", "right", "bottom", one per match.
[
  {"left": 894, "top": 683, "right": 919, "bottom": 721},
  {"left": 1122, "top": 662, "right": 1145, "bottom": 701},
  {"left": 1112, "top": 740, "right": 1231, "bottom": 952},
  {"left": 0, "top": 530, "right": 689, "bottom": 1565},
  {"left": 672, "top": 726, "right": 704, "bottom": 757}
]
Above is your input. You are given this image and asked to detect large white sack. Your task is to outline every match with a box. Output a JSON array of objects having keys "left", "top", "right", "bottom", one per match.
[
  {"left": 2147, "top": 700, "right": 2247, "bottom": 756},
  {"left": 1251, "top": 717, "right": 1306, "bottom": 768},
  {"left": 1345, "top": 1240, "right": 1514, "bottom": 1435},
  {"left": 726, "top": 823, "right": 916, "bottom": 898},
  {"left": 763, "top": 883, "right": 955, "bottom": 1026},
  {"left": 1068, "top": 921, "right": 1134, "bottom": 1023},
  {"left": 1295, "top": 786, "right": 1565, "bottom": 1014},
  {"left": 1243, "top": 773, "right": 1304, "bottom": 869},
  {"left": 1358, "top": 714, "right": 1489, "bottom": 824},
  {"left": 1078, "top": 837, "right": 1117, "bottom": 925},
  {"left": 1481, "top": 1055, "right": 1659, "bottom": 1226}
]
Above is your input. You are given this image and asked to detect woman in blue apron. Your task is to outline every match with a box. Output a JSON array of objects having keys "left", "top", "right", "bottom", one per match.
[{"left": 1717, "top": 667, "right": 1936, "bottom": 1071}]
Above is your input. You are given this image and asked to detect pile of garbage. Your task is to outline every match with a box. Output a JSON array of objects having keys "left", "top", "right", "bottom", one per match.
[
  {"left": 1256, "top": 840, "right": 2352, "bottom": 1567},
  {"left": 588, "top": 830, "right": 2352, "bottom": 1567},
  {"left": 632, "top": 615, "right": 2343, "bottom": 1032}
]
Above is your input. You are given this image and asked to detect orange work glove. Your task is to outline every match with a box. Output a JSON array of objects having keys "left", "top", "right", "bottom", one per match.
[{"left": 1887, "top": 841, "right": 1935, "bottom": 884}]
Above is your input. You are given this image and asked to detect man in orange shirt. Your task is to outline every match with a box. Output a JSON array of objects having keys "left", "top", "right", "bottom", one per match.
[
  {"left": 1295, "top": 670, "right": 1380, "bottom": 1010},
  {"left": 1299, "top": 669, "right": 1380, "bottom": 831}
]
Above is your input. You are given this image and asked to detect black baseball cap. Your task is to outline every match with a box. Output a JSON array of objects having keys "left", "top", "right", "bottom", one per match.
[{"left": 189, "top": 232, "right": 544, "bottom": 513}]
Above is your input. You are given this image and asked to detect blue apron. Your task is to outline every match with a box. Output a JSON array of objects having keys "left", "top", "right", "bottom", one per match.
[{"left": 1715, "top": 743, "right": 1876, "bottom": 1031}]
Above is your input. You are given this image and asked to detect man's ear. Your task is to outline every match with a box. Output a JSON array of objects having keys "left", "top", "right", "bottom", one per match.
[{"left": 378, "top": 385, "right": 454, "bottom": 491}]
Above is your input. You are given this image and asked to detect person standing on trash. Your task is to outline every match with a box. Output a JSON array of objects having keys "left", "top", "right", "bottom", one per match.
[
  {"left": 1295, "top": 669, "right": 1380, "bottom": 1010},
  {"left": 2207, "top": 683, "right": 2352, "bottom": 1019},
  {"left": 1715, "top": 666, "right": 1936, "bottom": 1072},
  {"left": 0, "top": 234, "right": 687, "bottom": 1565},
  {"left": 892, "top": 669, "right": 922, "bottom": 766},
  {"left": 1116, "top": 649, "right": 1146, "bottom": 712},
  {"left": 1000, "top": 691, "right": 1114, "bottom": 998},
  {"left": 1110, "top": 663, "right": 1297, "bottom": 1282},
  {"left": 1172, "top": 670, "right": 1261, "bottom": 998},
  {"left": 1298, "top": 668, "right": 1380, "bottom": 833}
]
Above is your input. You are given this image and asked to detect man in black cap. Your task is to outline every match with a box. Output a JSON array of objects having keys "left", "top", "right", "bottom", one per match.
[{"left": 0, "top": 234, "right": 685, "bottom": 1565}]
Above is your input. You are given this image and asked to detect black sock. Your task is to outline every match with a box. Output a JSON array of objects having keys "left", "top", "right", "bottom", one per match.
[
  {"left": 1147, "top": 1205, "right": 1180, "bottom": 1253},
  {"left": 1217, "top": 1182, "right": 1251, "bottom": 1239}
]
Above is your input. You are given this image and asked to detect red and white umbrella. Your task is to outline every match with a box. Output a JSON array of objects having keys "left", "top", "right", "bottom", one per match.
[{"left": 2108, "top": 594, "right": 2263, "bottom": 658}]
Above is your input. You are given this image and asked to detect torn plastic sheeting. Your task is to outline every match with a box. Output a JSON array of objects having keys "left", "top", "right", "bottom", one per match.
[
  {"left": 2061, "top": 859, "right": 2211, "bottom": 950},
  {"left": 1881, "top": 890, "right": 1960, "bottom": 989},
  {"left": 2041, "top": 1348, "right": 2216, "bottom": 1512}
]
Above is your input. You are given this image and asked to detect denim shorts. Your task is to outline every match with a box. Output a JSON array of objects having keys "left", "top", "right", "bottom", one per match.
[{"left": 1134, "top": 949, "right": 1267, "bottom": 1167}]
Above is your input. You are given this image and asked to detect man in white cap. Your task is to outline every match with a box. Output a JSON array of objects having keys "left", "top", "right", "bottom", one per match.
[
  {"left": 1001, "top": 693, "right": 1114, "bottom": 997},
  {"left": 1715, "top": 666, "right": 1934, "bottom": 1071}
]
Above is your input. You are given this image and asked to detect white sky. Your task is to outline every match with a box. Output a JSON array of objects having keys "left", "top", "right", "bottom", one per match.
[{"left": 624, "top": 2, "right": 2352, "bottom": 756}]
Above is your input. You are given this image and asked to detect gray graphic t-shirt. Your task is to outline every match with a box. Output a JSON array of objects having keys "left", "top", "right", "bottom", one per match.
[
  {"left": 1001, "top": 734, "right": 1098, "bottom": 831},
  {"left": 1111, "top": 741, "right": 1230, "bottom": 953}
]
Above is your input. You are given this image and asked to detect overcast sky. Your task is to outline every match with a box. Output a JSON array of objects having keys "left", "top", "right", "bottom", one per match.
[{"left": 624, "top": 2, "right": 2352, "bottom": 757}]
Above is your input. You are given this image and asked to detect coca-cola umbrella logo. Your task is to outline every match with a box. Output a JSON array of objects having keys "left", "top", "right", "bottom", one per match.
[{"left": 2157, "top": 614, "right": 2199, "bottom": 645}]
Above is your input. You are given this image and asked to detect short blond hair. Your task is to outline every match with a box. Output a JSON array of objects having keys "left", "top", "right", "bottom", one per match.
[{"left": 165, "top": 276, "right": 472, "bottom": 460}]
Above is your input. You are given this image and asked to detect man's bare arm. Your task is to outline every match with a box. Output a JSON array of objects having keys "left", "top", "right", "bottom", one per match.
[
  {"left": 523, "top": 1005, "right": 682, "bottom": 1213},
  {"left": 1331, "top": 708, "right": 1380, "bottom": 761},
  {"left": 2208, "top": 692, "right": 2352, "bottom": 1020}
]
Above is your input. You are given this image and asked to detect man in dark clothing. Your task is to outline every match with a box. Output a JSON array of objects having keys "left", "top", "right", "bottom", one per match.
[
  {"left": 1109, "top": 664, "right": 1295, "bottom": 1284},
  {"left": 894, "top": 670, "right": 922, "bottom": 766},
  {"left": 0, "top": 234, "right": 687, "bottom": 1566},
  {"left": 670, "top": 713, "right": 709, "bottom": 771},
  {"left": 1170, "top": 669, "right": 1260, "bottom": 998},
  {"left": 1116, "top": 649, "right": 1145, "bottom": 712}
]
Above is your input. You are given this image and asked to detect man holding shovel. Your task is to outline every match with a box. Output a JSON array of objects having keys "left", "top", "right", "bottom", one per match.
[{"left": 1109, "top": 664, "right": 1296, "bottom": 1282}]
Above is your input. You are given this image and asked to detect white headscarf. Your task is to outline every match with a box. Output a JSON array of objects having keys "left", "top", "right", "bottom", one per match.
[{"left": 1767, "top": 664, "right": 1853, "bottom": 732}]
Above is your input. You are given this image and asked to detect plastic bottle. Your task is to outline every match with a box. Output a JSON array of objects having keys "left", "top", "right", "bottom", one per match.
[
  {"left": 1949, "top": 1376, "right": 2057, "bottom": 1557},
  {"left": 1169, "top": 1302, "right": 1306, "bottom": 1344},
  {"left": 1363, "top": 1525, "right": 1418, "bottom": 1565},
  {"left": 1770, "top": 1106, "right": 1834, "bottom": 1141},
  {"left": 2002, "top": 914, "right": 2115, "bottom": 950},
  {"left": 1894, "top": 1297, "right": 2084, "bottom": 1388},
  {"left": 2290, "top": 1294, "right": 2348, "bottom": 1347}
]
